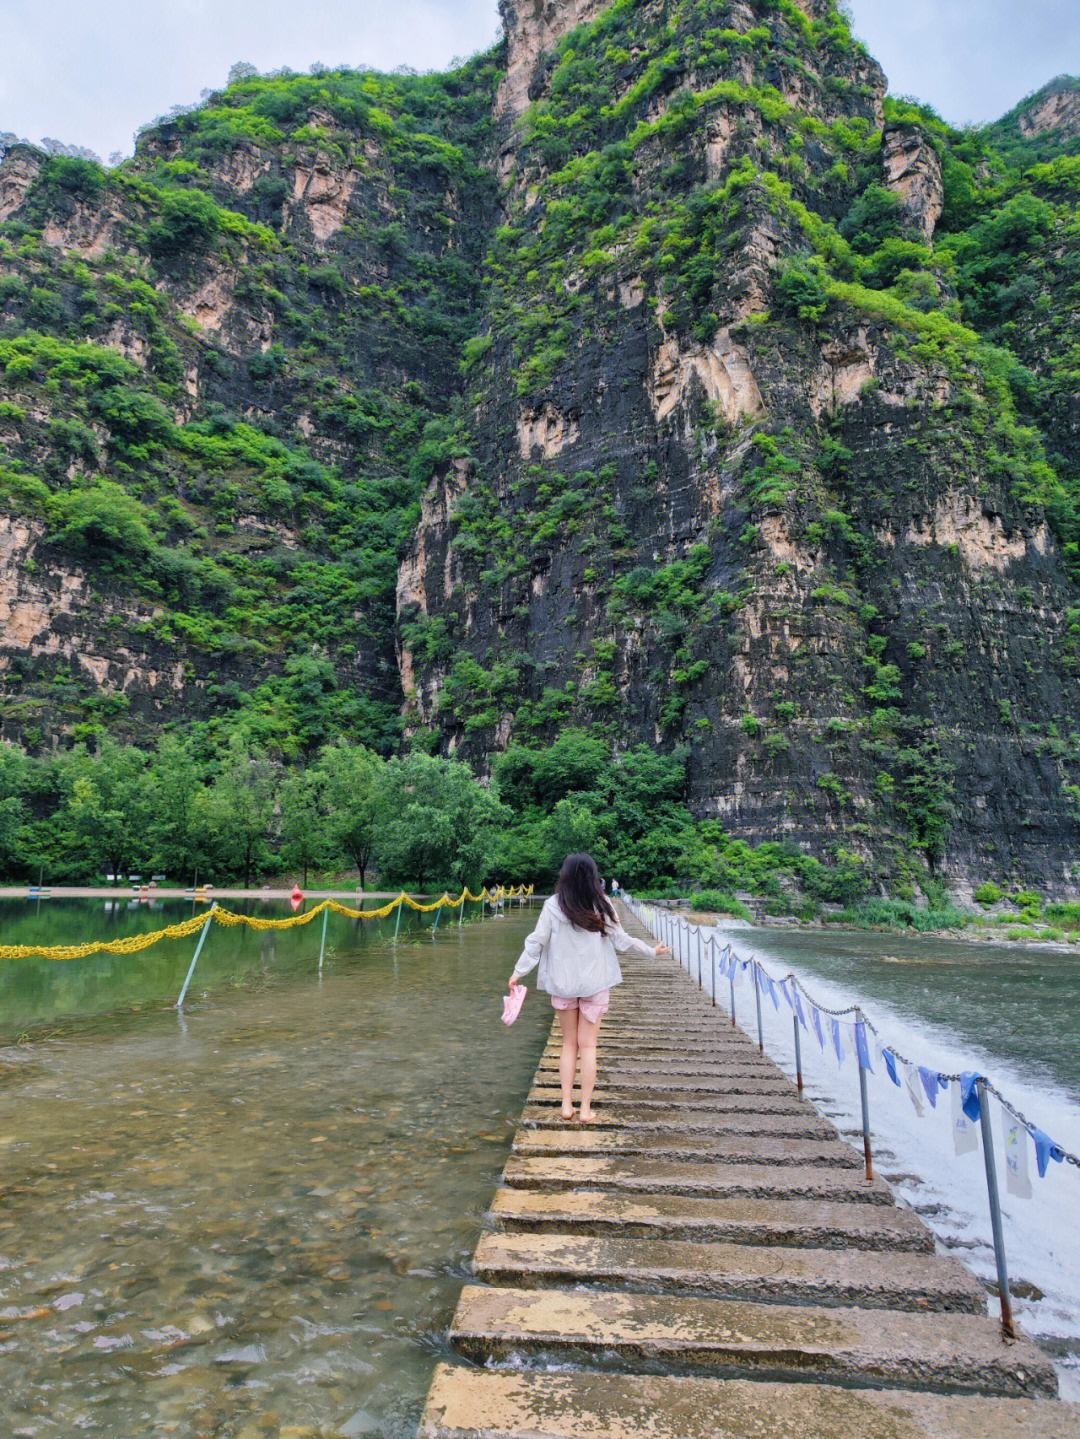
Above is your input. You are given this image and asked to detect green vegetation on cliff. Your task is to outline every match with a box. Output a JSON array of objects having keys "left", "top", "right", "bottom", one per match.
[{"left": 0, "top": 7, "right": 1077, "bottom": 897}]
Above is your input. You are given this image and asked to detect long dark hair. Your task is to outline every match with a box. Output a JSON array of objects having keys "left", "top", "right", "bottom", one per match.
[{"left": 555, "top": 853, "right": 616, "bottom": 935}]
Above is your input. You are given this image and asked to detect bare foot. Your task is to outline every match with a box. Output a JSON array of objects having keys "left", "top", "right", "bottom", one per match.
[
  {"left": 560, "top": 1106, "right": 577, "bottom": 1122},
  {"left": 578, "top": 1108, "right": 601, "bottom": 1124}
]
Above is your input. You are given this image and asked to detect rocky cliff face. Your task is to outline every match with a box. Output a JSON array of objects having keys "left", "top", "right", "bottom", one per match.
[
  {"left": 0, "top": 61, "right": 499, "bottom": 749},
  {"left": 0, "top": 5, "right": 1077, "bottom": 891},
  {"left": 396, "top": 0, "right": 1080, "bottom": 893}
]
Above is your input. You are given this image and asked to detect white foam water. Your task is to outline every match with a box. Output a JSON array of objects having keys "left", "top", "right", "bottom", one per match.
[{"left": 710, "top": 924, "right": 1080, "bottom": 1400}]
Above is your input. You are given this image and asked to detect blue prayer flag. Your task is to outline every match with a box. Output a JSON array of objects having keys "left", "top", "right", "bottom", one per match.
[
  {"left": 854, "top": 1021, "right": 873, "bottom": 1072},
  {"left": 811, "top": 1007, "right": 825, "bottom": 1048},
  {"left": 1031, "top": 1127, "right": 1066, "bottom": 1179},
  {"left": 959, "top": 1072, "right": 982, "bottom": 1124},
  {"left": 831, "top": 1017, "right": 845, "bottom": 1064},
  {"left": 919, "top": 1066, "right": 942, "bottom": 1108},
  {"left": 794, "top": 989, "right": 808, "bottom": 1030},
  {"left": 882, "top": 1048, "right": 901, "bottom": 1087}
]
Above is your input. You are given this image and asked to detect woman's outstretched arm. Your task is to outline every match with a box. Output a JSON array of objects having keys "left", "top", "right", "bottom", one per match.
[
  {"left": 610, "top": 922, "right": 664, "bottom": 959},
  {"left": 509, "top": 902, "right": 553, "bottom": 985}
]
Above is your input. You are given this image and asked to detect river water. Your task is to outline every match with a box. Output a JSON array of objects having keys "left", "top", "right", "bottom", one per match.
[
  {"left": 3, "top": 901, "right": 1079, "bottom": 1430},
  {"left": 0, "top": 899, "right": 549, "bottom": 1438},
  {"left": 712, "top": 922, "right": 1080, "bottom": 1397}
]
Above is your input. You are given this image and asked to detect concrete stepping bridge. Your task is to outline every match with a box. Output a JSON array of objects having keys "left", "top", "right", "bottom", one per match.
[{"left": 420, "top": 903, "right": 1080, "bottom": 1438}]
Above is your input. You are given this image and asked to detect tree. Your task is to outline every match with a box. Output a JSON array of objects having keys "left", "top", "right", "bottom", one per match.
[
  {"left": 542, "top": 798, "right": 601, "bottom": 872},
  {"left": 494, "top": 729, "right": 610, "bottom": 810},
  {"left": 0, "top": 742, "right": 35, "bottom": 878},
  {"left": 195, "top": 735, "right": 276, "bottom": 886},
  {"left": 279, "top": 767, "right": 330, "bottom": 885},
  {"left": 375, "top": 754, "right": 507, "bottom": 888},
  {"left": 146, "top": 735, "right": 204, "bottom": 880},
  {"left": 51, "top": 480, "right": 157, "bottom": 571},
  {"left": 309, "top": 739, "right": 384, "bottom": 888},
  {"left": 146, "top": 188, "right": 222, "bottom": 256},
  {"left": 55, "top": 738, "right": 152, "bottom": 880},
  {"left": 839, "top": 182, "right": 903, "bottom": 253}
]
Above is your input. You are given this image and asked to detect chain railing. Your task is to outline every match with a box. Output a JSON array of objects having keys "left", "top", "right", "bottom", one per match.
[{"left": 626, "top": 895, "right": 1077, "bottom": 1341}]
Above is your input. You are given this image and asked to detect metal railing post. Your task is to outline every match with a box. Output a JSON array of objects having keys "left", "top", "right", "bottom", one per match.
[
  {"left": 318, "top": 905, "right": 329, "bottom": 974},
  {"left": 709, "top": 936, "right": 716, "bottom": 1007},
  {"left": 753, "top": 959, "right": 764, "bottom": 1053},
  {"left": 176, "top": 905, "right": 216, "bottom": 1009},
  {"left": 793, "top": 1011, "right": 804, "bottom": 1096},
  {"left": 432, "top": 901, "right": 442, "bottom": 938},
  {"left": 729, "top": 958, "right": 736, "bottom": 1028},
  {"left": 394, "top": 897, "right": 403, "bottom": 942},
  {"left": 856, "top": 1008, "right": 874, "bottom": 1182},
  {"left": 977, "top": 1078, "right": 1017, "bottom": 1339}
]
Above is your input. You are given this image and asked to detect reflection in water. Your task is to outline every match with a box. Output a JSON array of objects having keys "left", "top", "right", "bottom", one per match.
[
  {"left": 0, "top": 906, "right": 548, "bottom": 1437},
  {"left": 0, "top": 898, "right": 482, "bottom": 1036}
]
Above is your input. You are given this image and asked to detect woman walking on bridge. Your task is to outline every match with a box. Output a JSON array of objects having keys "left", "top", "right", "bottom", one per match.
[{"left": 509, "top": 853, "right": 670, "bottom": 1123}]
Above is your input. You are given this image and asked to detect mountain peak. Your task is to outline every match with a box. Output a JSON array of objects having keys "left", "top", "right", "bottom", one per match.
[{"left": 999, "top": 73, "right": 1080, "bottom": 141}]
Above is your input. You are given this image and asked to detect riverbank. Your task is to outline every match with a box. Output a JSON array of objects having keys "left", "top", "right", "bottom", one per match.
[
  {"left": 715, "top": 913, "right": 1080, "bottom": 953},
  {"left": 665, "top": 900, "right": 1080, "bottom": 949}
]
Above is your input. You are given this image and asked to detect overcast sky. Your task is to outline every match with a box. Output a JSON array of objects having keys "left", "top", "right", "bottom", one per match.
[{"left": 2, "top": 0, "right": 1077, "bottom": 161}]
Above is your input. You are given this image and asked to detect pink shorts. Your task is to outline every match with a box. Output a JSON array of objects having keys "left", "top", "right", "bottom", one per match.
[{"left": 551, "top": 990, "right": 611, "bottom": 1025}]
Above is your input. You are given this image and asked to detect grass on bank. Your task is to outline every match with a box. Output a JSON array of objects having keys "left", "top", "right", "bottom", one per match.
[{"left": 645, "top": 890, "right": 1080, "bottom": 940}]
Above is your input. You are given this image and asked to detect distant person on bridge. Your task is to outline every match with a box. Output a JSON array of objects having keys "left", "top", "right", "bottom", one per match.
[{"left": 509, "top": 853, "right": 670, "bottom": 1123}]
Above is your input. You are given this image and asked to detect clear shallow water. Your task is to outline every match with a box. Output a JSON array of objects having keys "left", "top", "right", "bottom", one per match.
[
  {"left": 713, "top": 923, "right": 1080, "bottom": 1396},
  {"left": 0, "top": 903, "right": 548, "bottom": 1438},
  {"left": 0, "top": 897, "right": 478, "bottom": 1035}
]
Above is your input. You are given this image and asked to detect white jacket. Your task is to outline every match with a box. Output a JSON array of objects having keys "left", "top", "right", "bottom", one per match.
[{"left": 511, "top": 895, "right": 657, "bottom": 998}]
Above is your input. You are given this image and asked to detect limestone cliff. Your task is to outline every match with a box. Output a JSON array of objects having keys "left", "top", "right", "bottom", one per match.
[
  {"left": 396, "top": 2, "right": 1080, "bottom": 893},
  {"left": 0, "top": 5, "right": 1077, "bottom": 892}
]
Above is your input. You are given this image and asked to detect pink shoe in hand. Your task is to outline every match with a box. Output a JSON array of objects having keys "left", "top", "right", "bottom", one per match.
[{"left": 501, "top": 985, "right": 527, "bottom": 1025}]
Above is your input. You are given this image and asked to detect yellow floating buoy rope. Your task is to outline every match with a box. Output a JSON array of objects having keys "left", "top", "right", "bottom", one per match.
[{"left": 0, "top": 885, "right": 535, "bottom": 961}]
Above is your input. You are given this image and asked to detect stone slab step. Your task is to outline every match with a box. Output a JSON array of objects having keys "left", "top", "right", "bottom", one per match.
[
  {"left": 535, "top": 1059, "right": 784, "bottom": 1083},
  {"left": 540, "top": 1029, "right": 760, "bottom": 1044},
  {"left": 534, "top": 1064, "right": 793, "bottom": 1082},
  {"left": 448, "top": 1285, "right": 1056, "bottom": 1397},
  {"left": 598, "top": 1009, "right": 748, "bottom": 1020},
  {"left": 527, "top": 1086, "right": 807, "bottom": 1113},
  {"left": 554, "top": 1038, "right": 768, "bottom": 1055},
  {"left": 488, "top": 1187, "right": 930, "bottom": 1249},
  {"left": 534, "top": 1062, "right": 790, "bottom": 1088},
  {"left": 518, "top": 1106, "right": 834, "bottom": 1139},
  {"left": 472, "top": 1231, "right": 984, "bottom": 1312},
  {"left": 593, "top": 1027, "right": 755, "bottom": 1042},
  {"left": 542, "top": 1039, "right": 766, "bottom": 1057},
  {"left": 421, "top": 1365, "right": 1080, "bottom": 1439},
  {"left": 512, "top": 1128, "right": 861, "bottom": 1168},
  {"left": 502, "top": 1155, "right": 891, "bottom": 1203}
]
